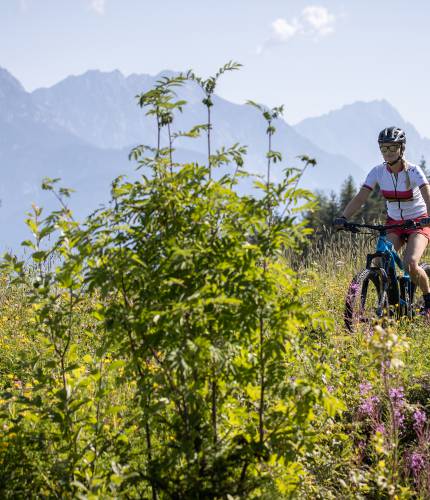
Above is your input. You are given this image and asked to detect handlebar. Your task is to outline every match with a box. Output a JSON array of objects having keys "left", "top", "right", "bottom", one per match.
[{"left": 339, "top": 217, "right": 430, "bottom": 234}]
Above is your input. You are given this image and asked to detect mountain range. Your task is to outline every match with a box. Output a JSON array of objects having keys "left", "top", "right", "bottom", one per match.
[
  {"left": 1, "top": 66, "right": 430, "bottom": 250},
  {"left": 295, "top": 100, "right": 430, "bottom": 168}
]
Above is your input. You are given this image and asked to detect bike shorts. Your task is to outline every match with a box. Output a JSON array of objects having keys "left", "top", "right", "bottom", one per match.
[{"left": 386, "top": 214, "right": 430, "bottom": 243}]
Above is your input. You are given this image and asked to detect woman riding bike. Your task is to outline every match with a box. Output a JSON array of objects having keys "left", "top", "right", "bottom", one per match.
[{"left": 334, "top": 126, "right": 430, "bottom": 318}]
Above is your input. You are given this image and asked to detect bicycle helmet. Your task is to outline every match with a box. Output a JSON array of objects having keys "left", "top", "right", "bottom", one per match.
[
  {"left": 378, "top": 127, "right": 406, "bottom": 165},
  {"left": 378, "top": 126, "right": 406, "bottom": 144}
]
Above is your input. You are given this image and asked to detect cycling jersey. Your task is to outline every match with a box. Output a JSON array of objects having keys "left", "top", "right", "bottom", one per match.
[{"left": 362, "top": 161, "right": 429, "bottom": 220}]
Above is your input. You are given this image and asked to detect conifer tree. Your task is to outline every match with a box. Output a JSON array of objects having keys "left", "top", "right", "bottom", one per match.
[
  {"left": 339, "top": 175, "right": 357, "bottom": 213},
  {"left": 304, "top": 191, "right": 339, "bottom": 231},
  {"left": 304, "top": 174, "right": 387, "bottom": 236},
  {"left": 362, "top": 186, "right": 385, "bottom": 222},
  {"left": 420, "top": 156, "right": 429, "bottom": 178}
]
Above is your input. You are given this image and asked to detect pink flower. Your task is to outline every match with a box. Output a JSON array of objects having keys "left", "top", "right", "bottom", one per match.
[
  {"left": 409, "top": 451, "right": 425, "bottom": 479},
  {"left": 375, "top": 423, "right": 385, "bottom": 434},
  {"left": 389, "top": 387, "right": 405, "bottom": 429},
  {"left": 359, "top": 381, "right": 372, "bottom": 396},
  {"left": 413, "top": 409, "right": 427, "bottom": 433},
  {"left": 394, "top": 408, "right": 405, "bottom": 429},
  {"left": 359, "top": 395, "right": 380, "bottom": 418},
  {"left": 389, "top": 387, "right": 405, "bottom": 403}
]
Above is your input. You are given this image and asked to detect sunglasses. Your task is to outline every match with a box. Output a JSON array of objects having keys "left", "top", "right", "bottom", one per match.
[{"left": 380, "top": 144, "right": 401, "bottom": 153}]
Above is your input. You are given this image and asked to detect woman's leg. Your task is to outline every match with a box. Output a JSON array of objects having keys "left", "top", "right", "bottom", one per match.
[
  {"left": 387, "top": 232, "right": 403, "bottom": 252},
  {"left": 403, "top": 233, "right": 430, "bottom": 293}
]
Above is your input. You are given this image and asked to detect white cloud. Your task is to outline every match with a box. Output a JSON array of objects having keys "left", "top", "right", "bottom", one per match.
[
  {"left": 302, "top": 6, "right": 335, "bottom": 36},
  {"left": 271, "top": 18, "right": 300, "bottom": 43},
  {"left": 87, "top": 0, "right": 106, "bottom": 15},
  {"left": 258, "top": 5, "right": 336, "bottom": 54}
]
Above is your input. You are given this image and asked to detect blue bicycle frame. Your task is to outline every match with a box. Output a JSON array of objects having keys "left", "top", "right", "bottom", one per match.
[
  {"left": 370, "top": 234, "right": 412, "bottom": 309},
  {"left": 375, "top": 235, "right": 408, "bottom": 276}
]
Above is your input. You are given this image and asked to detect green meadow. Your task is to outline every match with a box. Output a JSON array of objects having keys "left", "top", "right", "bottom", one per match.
[{"left": 1, "top": 65, "right": 429, "bottom": 499}]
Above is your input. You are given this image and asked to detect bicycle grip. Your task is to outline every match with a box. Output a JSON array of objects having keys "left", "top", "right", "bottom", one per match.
[
  {"left": 344, "top": 223, "right": 359, "bottom": 233},
  {"left": 419, "top": 217, "right": 430, "bottom": 227}
]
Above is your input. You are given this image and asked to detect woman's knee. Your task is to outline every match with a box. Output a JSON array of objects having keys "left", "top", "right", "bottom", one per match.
[{"left": 405, "top": 259, "right": 420, "bottom": 274}]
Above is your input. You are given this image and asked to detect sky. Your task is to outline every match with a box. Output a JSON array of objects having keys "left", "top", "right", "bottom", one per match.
[{"left": 2, "top": 0, "right": 430, "bottom": 136}]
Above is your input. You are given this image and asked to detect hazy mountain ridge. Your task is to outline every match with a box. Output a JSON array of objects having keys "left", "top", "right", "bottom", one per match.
[
  {"left": 3, "top": 65, "right": 429, "bottom": 250},
  {"left": 32, "top": 69, "right": 157, "bottom": 149},
  {"left": 294, "top": 99, "right": 430, "bottom": 170},
  {"left": 30, "top": 68, "right": 363, "bottom": 188}
]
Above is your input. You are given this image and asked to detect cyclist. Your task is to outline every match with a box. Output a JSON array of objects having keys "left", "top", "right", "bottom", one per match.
[{"left": 334, "top": 126, "right": 430, "bottom": 317}]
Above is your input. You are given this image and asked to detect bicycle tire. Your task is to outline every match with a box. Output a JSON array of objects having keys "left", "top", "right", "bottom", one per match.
[
  {"left": 398, "top": 277, "right": 413, "bottom": 319},
  {"left": 410, "top": 262, "right": 430, "bottom": 314},
  {"left": 386, "top": 265, "right": 400, "bottom": 306},
  {"left": 344, "top": 268, "right": 389, "bottom": 332}
]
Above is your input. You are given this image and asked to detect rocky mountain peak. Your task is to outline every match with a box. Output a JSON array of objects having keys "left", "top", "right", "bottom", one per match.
[
  {"left": 294, "top": 99, "right": 429, "bottom": 168},
  {"left": 0, "top": 66, "right": 27, "bottom": 101}
]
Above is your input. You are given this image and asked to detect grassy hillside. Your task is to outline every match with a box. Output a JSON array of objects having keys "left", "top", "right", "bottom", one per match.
[
  {"left": 291, "top": 235, "right": 430, "bottom": 498},
  {"left": 1, "top": 64, "right": 429, "bottom": 499},
  {"left": 1, "top": 233, "right": 430, "bottom": 498}
]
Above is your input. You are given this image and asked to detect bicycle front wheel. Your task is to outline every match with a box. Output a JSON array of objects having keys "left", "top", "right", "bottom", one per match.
[
  {"left": 344, "top": 268, "right": 389, "bottom": 332},
  {"left": 399, "top": 277, "right": 413, "bottom": 319},
  {"left": 410, "top": 262, "right": 430, "bottom": 314}
]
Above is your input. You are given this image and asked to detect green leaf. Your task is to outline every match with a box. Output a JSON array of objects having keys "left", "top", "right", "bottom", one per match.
[{"left": 323, "top": 394, "right": 346, "bottom": 417}]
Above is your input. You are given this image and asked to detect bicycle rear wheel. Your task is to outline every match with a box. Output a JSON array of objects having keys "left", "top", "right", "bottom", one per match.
[{"left": 344, "top": 268, "right": 389, "bottom": 332}]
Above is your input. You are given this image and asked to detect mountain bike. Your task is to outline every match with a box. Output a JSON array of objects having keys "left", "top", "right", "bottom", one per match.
[{"left": 340, "top": 219, "right": 430, "bottom": 332}]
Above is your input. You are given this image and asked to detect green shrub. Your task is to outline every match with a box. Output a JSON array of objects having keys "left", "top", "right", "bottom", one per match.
[{"left": 0, "top": 65, "right": 342, "bottom": 498}]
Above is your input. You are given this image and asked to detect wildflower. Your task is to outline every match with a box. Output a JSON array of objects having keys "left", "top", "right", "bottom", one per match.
[
  {"left": 394, "top": 408, "right": 405, "bottom": 429},
  {"left": 346, "top": 282, "right": 360, "bottom": 302},
  {"left": 413, "top": 409, "right": 426, "bottom": 433},
  {"left": 12, "top": 379, "right": 23, "bottom": 390},
  {"left": 359, "top": 381, "right": 372, "bottom": 396},
  {"left": 326, "top": 385, "right": 334, "bottom": 393},
  {"left": 375, "top": 423, "right": 385, "bottom": 435},
  {"left": 380, "top": 359, "right": 391, "bottom": 374},
  {"left": 359, "top": 395, "right": 380, "bottom": 418},
  {"left": 388, "top": 387, "right": 405, "bottom": 429},
  {"left": 354, "top": 439, "right": 367, "bottom": 463},
  {"left": 389, "top": 387, "right": 405, "bottom": 403},
  {"left": 409, "top": 451, "right": 425, "bottom": 478}
]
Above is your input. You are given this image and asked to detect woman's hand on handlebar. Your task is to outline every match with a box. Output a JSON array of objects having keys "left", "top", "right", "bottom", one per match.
[
  {"left": 333, "top": 216, "right": 347, "bottom": 230},
  {"left": 402, "top": 218, "right": 430, "bottom": 229},
  {"left": 418, "top": 217, "right": 430, "bottom": 227}
]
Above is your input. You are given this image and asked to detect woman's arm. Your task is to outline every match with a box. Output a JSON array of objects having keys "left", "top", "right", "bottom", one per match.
[
  {"left": 341, "top": 187, "right": 371, "bottom": 219},
  {"left": 420, "top": 184, "right": 430, "bottom": 214}
]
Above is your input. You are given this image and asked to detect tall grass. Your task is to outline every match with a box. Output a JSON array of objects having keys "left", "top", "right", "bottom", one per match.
[{"left": 290, "top": 232, "right": 430, "bottom": 498}]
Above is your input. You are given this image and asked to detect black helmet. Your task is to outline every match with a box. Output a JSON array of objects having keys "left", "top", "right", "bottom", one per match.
[{"left": 378, "top": 126, "right": 406, "bottom": 144}]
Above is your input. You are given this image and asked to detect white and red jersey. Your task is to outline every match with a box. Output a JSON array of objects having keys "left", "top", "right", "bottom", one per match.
[{"left": 362, "top": 161, "right": 429, "bottom": 220}]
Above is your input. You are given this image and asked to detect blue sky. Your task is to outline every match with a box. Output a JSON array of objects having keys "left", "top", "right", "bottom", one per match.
[{"left": 2, "top": 0, "right": 430, "bottom": 136}]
